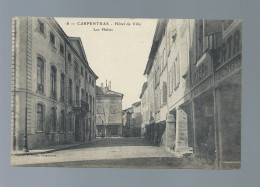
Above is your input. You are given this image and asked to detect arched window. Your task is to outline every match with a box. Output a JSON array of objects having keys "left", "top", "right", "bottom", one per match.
[
  {"left": 69, "top": 79, "right": 73, "bottom": 104},
  {"left": 50, "top": 66, "right": 57, "bottom": 99},
  {"left": 50, "top": 107, "right": 56, "bottom": 132},
  {"left": 37, "top": 103, "right": 44, "bottom": 131},
  {"left": 85, "top": 71, "right": 88, "bottom": 82},
  {"left": 85, "top": 92, "right": 88, "bottom": 103},
  {"left": 68, "top": 112, "right": 73, "bottom": 132},
  {"left": 60, "top": 73, "right": 65, "bottom": 101},
  {"left": 89, "top": 95, "right": 92, "bottom": 113},
  {"left": 74, "top": 61, "right": 79, "bottom": 73},
  {"left": 81, "top": 88, "right": 85, "bottom": 101},
  {"left": 60, "top": 110, "right": 65, "bottom": 132},
  {"left": 76, "top": 86, "right": 79, "bottom": 104},
  {"left": 92, "top": 97, "right": 95, "bottom": 114},
  {"left": 37, "top": 57, "right": 44, "bottom": 93}
]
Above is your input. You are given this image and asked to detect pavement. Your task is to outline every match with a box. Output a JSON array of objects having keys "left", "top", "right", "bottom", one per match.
[
  {"left": 11, "top": 138, "right": 104, "bottom": 156},
  {"left": 10, "top": 137, "right": 214, "bottom": 169}
]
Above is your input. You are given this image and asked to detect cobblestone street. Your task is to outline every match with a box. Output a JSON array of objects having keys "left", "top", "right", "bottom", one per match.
[{"left": 11, "top": 137, "right": 211, "bottom": 169}]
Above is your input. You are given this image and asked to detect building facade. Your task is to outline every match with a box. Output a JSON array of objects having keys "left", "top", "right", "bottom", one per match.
[
  {"left": 11, "top": 17, "right": 98, "bottom": 151},
  {"left": 122, "top": 102, "right": 142, "bottom": 137},
  {"left": 122, "top": 107, "right": 133, "bottom": 137},
  {"left": 139, "top": 82, "right": 148, "bottom": 137},
  {"left": 96, "top": 82, "right": 123, "bottom": 137},
  {"left": 141, "top": 19, "right": 242, "bottom": 169},
  {"left": 131, "top": 101, "right": 142, "bottom": 137}
]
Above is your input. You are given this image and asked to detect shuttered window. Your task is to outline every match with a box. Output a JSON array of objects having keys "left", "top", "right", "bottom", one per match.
[
  {"left": 37, "top": 103, "right": 44, "bottom": 131},
  {"left": 37, "top": 57, "right": 44, "bottom": 93},
  {"left": 163, "top": 82, "right": 167, "bottom": 103},
  {"left": 50, "top": 66, "right": 57, "bottom": 98},
  {"left": 50, "top": 107, "right": 56, "bottom": 132},
  {"left": 60, "top": 73, "right": 65, "bottom": 101},
  {"left": 60, "top": 110, "right": 65, "bottom": 132},
  {"left": 175, "top": 55, "right": 180, "bottom": 87},
  {"left": 69, "top": 79, "right": 73, "bottom": 104}
]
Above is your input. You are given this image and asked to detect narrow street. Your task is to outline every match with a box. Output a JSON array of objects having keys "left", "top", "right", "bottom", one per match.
[{"left": 11, "top": 138, "right": 210, "bottom": 169}]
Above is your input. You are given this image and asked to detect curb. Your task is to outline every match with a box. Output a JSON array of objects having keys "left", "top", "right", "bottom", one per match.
[{"left": 11, "top": 139, "right": 104, "bottom": 156}]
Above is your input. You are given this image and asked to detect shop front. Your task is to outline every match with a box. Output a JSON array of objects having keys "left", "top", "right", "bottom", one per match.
[
  {"left": 191, "top": 21, "right": 242, "bottom": 169},
  {"left": 213, "top": 21, "right": 242, "bottom": 169}
]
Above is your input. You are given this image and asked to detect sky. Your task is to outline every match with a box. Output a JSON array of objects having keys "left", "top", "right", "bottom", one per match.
[{"left": 56, "top": 18, "right": 157, "bottom": 110}]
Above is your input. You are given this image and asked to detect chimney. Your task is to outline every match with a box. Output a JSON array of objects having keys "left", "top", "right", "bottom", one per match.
[
  {"left": 106, "top": 80, "right": 108, "bottom": 87},
  {"left": 109, "top": 81, "right": 111, "bottom": 90},
  {"left": 101, "top": 83, "right": 104, "bottom": 91}
]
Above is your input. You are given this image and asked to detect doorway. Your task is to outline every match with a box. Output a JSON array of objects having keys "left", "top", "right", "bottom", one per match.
[{"left": 194, "top": 93, "right": 215, "bottom": 164}]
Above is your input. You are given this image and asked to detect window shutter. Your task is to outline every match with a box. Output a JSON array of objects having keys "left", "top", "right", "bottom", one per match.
[
  {"left": 163, "top": 82, "right": 167, "bottom": 103},
  {"left": 180, "top": 41, "right": 189, "bottom": 78},
  {"left": 176, "top": 56, "right": 180, "bottom": 86},
  {"left": 173, "top": 61, "right": 176, "bottom": 89}
]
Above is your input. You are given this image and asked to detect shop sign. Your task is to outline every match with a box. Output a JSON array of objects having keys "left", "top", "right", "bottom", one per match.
[
  {"left": 215, "top": 22, "right": 242, "bottom": 70},
  {"left": 192, "top": 75, "right": 213, "bottom": 98},
  {"left": 214, "top": 22, "right": 242, "bottom": 82},
  {"left": 192, "top": 53, "right": 213, "bottom": 88},
  {"left": 215, "top": 53, "right": 241, "bottom": 82}
]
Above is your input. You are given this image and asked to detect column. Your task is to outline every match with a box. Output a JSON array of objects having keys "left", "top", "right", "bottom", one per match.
[
  {"left": 166, "top": 113, "right": 176, "bottom": 151},
  {"left": 175, "top": 107, "right": 190, "bottom": 154}
]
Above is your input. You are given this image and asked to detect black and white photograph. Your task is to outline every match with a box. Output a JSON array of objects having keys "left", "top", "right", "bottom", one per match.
[{"left": 10, "top": 17, "right": 242, "bottom": 169}]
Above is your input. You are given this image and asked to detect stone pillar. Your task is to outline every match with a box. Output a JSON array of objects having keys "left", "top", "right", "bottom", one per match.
[
  {"left": 166, "top": 113, "right": 176, "bottom": 151},
  {"left": 175, "top": 107, "right": 190, "bottom": 154},
  {"left": 191, "top": 100, "right": 197, "bottom": 153}
]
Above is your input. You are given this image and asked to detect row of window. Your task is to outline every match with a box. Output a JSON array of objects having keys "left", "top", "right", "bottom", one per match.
[
  {"left": 168, "top": 55, "right": 180, "bottom": 95},
  {"left": 36, "top": 103, "right": 73, "bottom": 132},
  {"left": 39, "top": 19, "right": 65, "bottom": 56},
  {"left": 37, "top": 56, "right": 95, "bottom": 108},
  {"left": 39, "top": 20, "right": 65, "bottom": 56},
  {"left": 74, "top": 60, "right": 95, "bottom": 87},
  {"left": 38, "top": 20, "right": 95, "bottom": 88}
]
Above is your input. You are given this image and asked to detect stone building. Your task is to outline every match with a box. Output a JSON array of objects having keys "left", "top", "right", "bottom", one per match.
[
  {"left": 141, "top": 19, "right": 242, "bottom": 169},
  {"left": 122, "top": 107, "right": 133, "bottom": 137},
  {"left": 96, "top": 82, "right": 123, "bottom": 137},
  {"left": 131, "top": 101, "right": 142, "bottom": 137},
  {"left": 139, "top": 82, "right": 148, "bottom": 137},
  {"left": 143, "top": 19, "right": 168, "bottom": 146},
  {"left": 11, "top": 17, "right": 98, "bottom": 151},
  {"left": 122, "top": 102, "right": 142, "bottom": 137}
]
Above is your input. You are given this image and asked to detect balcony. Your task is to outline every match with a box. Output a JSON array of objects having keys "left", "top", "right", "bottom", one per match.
[{"left": 72, "top": 100, "right": 89, "bottom": 117}]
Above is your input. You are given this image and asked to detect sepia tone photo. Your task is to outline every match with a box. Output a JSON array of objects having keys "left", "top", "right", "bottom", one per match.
[{"left": 10, "top": 17, "right": 242, "bottom": 169}]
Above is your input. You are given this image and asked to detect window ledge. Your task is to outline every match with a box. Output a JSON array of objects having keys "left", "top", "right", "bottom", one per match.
[
  {"left": 59, "top": 51, "right": 65, "bottom": 57},
  {"left": 38, "top": 30, "right": 46, "bottom": 39},
  {"left": 36, "top": 90, "right": 45, "bottom": 95},
  {"left": 174, "top": 84, "right": 180, "bottom": 91},
  {"left": 161, "top": 103, "right": 167, "bottom": 108},
  {"left": 49, "top": 95, "right": 57, "bottom": 100},
  {"left": 49, "top": 42, "right": 57, "bottom": 50},
  {"left": 35, "top": 131, "right": 44, "bottom": 133}
]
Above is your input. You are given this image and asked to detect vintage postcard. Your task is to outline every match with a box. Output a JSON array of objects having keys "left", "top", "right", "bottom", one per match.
[{"left": 10, "top": 17, "right": 242, "bottom": 169}]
